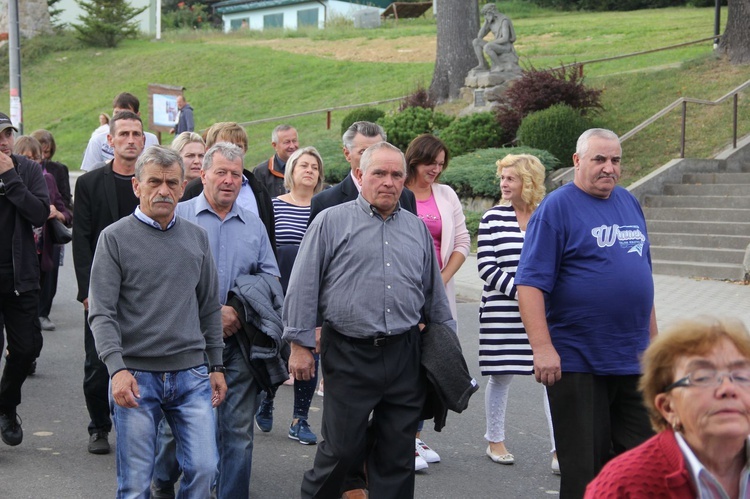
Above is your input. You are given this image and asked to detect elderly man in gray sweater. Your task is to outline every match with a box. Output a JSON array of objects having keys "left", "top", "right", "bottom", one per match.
[{"left": 88, "top": 146, "right": 226, "bottom": 498}]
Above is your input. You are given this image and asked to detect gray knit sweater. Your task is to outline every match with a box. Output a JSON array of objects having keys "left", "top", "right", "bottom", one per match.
[{"left": 88, "top": 215, "right": 223, "bottom": 375}]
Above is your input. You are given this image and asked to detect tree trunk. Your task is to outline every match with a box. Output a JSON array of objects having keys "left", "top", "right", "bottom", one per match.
[
  {"left": 718, "top": 0, "right": 750, "bottom": 64},
  {"left": 429, "top": 0, "right": 480, "bottom": 103}
]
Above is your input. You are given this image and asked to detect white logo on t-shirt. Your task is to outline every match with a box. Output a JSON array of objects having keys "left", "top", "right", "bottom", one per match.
[{"left": 591, "top": 224, "right": 646, "bottom": 256}]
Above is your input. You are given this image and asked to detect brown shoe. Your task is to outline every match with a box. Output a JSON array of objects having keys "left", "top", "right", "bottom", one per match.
[{"left": 341, "top": 489, "right": 368, "bottom": 499}]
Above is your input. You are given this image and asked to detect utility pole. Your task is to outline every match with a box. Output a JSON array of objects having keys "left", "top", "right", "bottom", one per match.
[{"left": 8, "top": 0, "right": 23, "bottom": 133}]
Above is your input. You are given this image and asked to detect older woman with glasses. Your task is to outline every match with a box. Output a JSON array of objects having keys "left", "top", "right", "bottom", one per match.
[{"left": 586, "top": 317, "right": 750, "bottom": 498}]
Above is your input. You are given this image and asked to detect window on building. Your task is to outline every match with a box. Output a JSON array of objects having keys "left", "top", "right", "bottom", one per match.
[
  {"left": 263, "top": 13, "right": 283, "bottom": 29},
  {"left": 297, "top": 8, "right": 319, "bottom": 28},
  {"left": 230, "top": 18, "right": 248, "bottom": 31}
]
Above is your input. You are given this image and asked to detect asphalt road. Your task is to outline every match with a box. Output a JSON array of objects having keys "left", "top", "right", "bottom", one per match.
[{"left": 0, "top": 249, "right": 561, "bottom": 498}]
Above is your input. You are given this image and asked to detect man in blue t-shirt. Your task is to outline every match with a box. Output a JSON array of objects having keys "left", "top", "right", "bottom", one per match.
[{"left": 516, "top": 128, "right": 657, "bottom": 499}]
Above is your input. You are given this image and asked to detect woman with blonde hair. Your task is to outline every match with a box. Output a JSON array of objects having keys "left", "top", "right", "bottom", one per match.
[
  {"left": 478, "top": 154, "right": 557, "bottom": 471},
  {"left": 171, "top": 132, "right": 205, "bottom": 182}
]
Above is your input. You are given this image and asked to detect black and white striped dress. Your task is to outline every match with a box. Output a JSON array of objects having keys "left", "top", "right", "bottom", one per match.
[{"left": 477, "top": 205, "right": 533, "bottom": 376}]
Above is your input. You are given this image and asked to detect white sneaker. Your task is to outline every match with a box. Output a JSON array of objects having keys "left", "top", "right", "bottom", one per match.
[
  {"left": 415, "top": 438, "right": 440, "bottom": 463},
  {"left": 551, "top": 456, "right": 560, "bottom": 475},
  {"left": 415, "top": 450, "right": 429, "bottom": 471}
]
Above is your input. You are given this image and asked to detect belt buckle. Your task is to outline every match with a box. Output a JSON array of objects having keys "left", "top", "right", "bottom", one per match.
[{"left": 373, "top": 336, "right": 387, "bottom": 347}]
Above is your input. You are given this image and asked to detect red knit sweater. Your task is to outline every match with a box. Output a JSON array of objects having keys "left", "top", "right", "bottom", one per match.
[{"left": 585, "top": 429, "right": 695, "bottom": 498}]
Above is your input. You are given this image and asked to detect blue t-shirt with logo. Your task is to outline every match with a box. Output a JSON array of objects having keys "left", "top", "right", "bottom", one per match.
[{"left": 515, "top": 183, "right": 653, "bottom": 375}]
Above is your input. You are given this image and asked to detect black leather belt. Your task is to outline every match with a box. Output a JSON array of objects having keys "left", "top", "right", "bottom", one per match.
[{"left": 344, "top": 332, "right": 409, "bottom": 347}]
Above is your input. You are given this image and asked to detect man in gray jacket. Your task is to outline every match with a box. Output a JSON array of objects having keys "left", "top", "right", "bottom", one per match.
[{"left": 88, "top": 146, "right": 226, "bottom": 497}]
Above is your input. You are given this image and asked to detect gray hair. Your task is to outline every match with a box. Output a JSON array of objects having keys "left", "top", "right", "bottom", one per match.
[
  {"left": 359, "top": 142, "right": 405, "bottom": 175},
  {"left": 203, "top": 141, "right": 245, "bottom": 172},
  {"left": 576, "top": 128, "right": 620, "bottom": 157},
  {"left": 135, "top": 146, "right": 184, "bottom": 181},
  {"left": 272, "top": 124, "right": 296, "bottom": 143},
  {"left": 284, "top": 146, "right": 325, "bottom": 194},
  {"left": 171, "top": 132, "right": 205, "bottom": 154},
  {"left": 342, "top": 121, "right": 387, "bottom": 152}
]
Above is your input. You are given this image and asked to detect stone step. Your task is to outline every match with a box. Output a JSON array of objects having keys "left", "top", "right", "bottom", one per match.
[
  {"left": 643, "top": 195, "right": 750, "bottom": 209},
  {"left": 652, "top": 260, "right": 745, "bottom": 281},
  {"left": 649, "top": 232, "right": 750, "bottom": 250},
  {"left": 650, "top": 245, "right": 744, "bottom": 265},
  {"left": 643, "top": 207, "right": 750, "bottom": 223},
  {"left": 646, "top": 220, "right": 750, "bottom": 236},
  {"left": 663, "top": 184, "right": 750, "bottom": 196},
  {"left": 682, "top": 172, "right": 750, "bottom": 184}
]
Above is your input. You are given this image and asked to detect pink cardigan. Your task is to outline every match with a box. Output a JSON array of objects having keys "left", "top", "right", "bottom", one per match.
[{"left": 432, "top": 183, "right": 470, "bottom": 320}]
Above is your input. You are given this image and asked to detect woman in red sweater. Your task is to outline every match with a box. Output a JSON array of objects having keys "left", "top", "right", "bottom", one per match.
[{"left": 586, "top": 317, "right": 750, "bottom": 498}]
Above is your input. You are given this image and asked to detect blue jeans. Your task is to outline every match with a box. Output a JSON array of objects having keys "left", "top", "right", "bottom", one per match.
[
  {"left": 215, "top": 337, "right": 260, "bottom": 499},
  {"left": 111, "top": 366, "right": 218, "bottom": 499}
]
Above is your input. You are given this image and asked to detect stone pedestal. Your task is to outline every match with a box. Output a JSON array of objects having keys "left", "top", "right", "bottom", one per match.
[{"left": 459, "top": 53, "right": 522, "bottom": 116}]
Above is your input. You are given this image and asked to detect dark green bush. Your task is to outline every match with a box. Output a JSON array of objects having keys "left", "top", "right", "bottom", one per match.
[
  {"left": 464, "top": 210, "right": 482, "bottom": 240},
  {"left": 340, "top": 107, "right": 386, "bottom": 136},
  {"left": 517, "top": 104, "right": 599, "bottom": 168},
  {"left": 377, "top": 107, "right": 454, "bottom": 152},
  {"left": 313, "top": 137, "right": 349, "bottom": 185},
  {"left": 440, "top": 112, "right": 505, "bottom": 157},
  {"left": 440, "top": 147, "right": 559, "bottom": 200}
]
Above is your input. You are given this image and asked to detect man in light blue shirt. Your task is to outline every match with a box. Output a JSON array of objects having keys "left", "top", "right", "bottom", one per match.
[{"left": 154, "top": 142, "right": 279, "bottom": 499}]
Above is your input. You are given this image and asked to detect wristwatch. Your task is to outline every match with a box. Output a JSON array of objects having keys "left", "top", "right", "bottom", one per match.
[{"left": 209, "top": 365, "right": 226, "bottom": 374}]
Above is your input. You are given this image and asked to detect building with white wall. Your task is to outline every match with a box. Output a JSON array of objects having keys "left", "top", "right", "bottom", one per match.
[{"left": 214, "top": 0, "right": 389, "bottom": 32}]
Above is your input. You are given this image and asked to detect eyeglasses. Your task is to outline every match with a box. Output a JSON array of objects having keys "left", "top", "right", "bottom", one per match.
[{"left": 663, "top": 368, "right": 750, "bottom": 392}]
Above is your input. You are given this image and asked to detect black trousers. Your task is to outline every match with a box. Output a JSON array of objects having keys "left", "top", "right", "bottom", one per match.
[
  {"left": 0, "top": 274, "right": 42, "bottom": 413},
  {"left": 547, "top": 373, "right": 654, "bottom": 499},
  {"left": 38, "top": 246, "right": 61, "bottom": 318},
  {"left": 83, "top": 310, "right": 112, "bottom": 434},
  {"left": 301, "top": 325, "right": 424, "bottom": 499}
]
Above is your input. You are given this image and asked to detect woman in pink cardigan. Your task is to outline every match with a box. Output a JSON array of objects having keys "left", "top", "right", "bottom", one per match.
[
  {"left": 405, "top": 134, "right": 470, "bottom": 471},
  {"left": 586, "top": 317, "right": 750, "bottom": 498}
]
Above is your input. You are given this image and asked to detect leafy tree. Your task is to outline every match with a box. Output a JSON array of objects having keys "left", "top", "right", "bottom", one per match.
[{"left": 73, "top": 0, "right": 147, "bottom": 48}]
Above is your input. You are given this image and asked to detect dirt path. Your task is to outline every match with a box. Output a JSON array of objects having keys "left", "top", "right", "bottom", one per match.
[{"left": 209, "top": 35, "right": 436, "bottom": 63}]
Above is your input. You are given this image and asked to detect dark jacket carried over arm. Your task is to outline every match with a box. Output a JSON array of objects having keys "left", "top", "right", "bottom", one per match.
[
  {"left": 3, "top": 154, "right": 50, "bottom": 293},
  {"left": 420, "top": 322, "right": 479, "bottom": 431},
  {"left": 227, "top": 273, "right": 289, "bottom": 392}
]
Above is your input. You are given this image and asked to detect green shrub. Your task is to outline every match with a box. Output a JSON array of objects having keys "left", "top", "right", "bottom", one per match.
[
  {"left": 312, "top": 137, "right": 349, "bottom": 185},
  {"left": 464, "top": 210, "right": 482, "bottom": 240},
  {"left": 440, "top": 112, "right": 504, "bottom": 157},
  {"left": 73, "top": 0, "right": 147, "bottom": 48},
  {"left": 162, "top": 2, "right": 210, "bottom": 29},
  {"left": 340, "top": 107, "right": 386, "bottom": 136},
  {"left": 377, "top": 107, "right": 454, "bottom": 152},
  {"left": 440, "top": 147, "right": 559, "bottom": 200},
  {"left": 517, "top": 104, "right": 598, "bottom": 168}
]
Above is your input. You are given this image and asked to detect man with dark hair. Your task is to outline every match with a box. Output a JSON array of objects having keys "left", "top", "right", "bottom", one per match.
[
  {"left": 89, "top": 145, "right": 226, "bottom": 498},
  {"left": 0, "top": 112, "right": 50, "bottom": 447},
  {"left": 81, "top": 92, "right": 159, "bottom": 172},
  {"left": 253, "top": 124, "right": 299, "bottom": 198},
  {"left": 73, "top": 111, "right": 146, "bottom": 455}
]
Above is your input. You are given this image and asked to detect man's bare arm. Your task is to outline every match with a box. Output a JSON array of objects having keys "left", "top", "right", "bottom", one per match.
[{"left": 518, "top": 285, "right": 561, "bottom": 387}]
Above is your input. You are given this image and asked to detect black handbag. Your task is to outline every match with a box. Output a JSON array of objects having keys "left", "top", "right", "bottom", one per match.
[{"left": 47, "top": 219, "right": 72, "bottom": 245}]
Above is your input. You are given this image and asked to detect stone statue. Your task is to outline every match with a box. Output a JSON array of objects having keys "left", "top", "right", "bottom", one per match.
[{"left": 472, "top": 3, "right": 518, "bottom": 73}]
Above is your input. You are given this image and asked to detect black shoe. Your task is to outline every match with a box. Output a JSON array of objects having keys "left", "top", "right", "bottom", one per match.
[
  {"left": 27, "top": 360, "right": 37, "bottom": 376},
  {"left": 88, "top": 431, "right": 110, "bottom": 454},
  {"left": 0, "top": 411, "right": 23, "bottom": 446}
]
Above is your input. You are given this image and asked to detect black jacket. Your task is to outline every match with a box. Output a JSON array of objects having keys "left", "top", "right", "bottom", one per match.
[
  {"left": 308, "top": 173, "right": 417, "bottom": 225},
  {"left": 72, "top": 161, "right": 126, "bottom": 303},
  {"left": 253, "top": 154, "right": 286, "bottom": 198},
  {"left": 182, "top": 169, "right": 277, "bottom": 252},
  {"left": 2, "top": 154, "right": 50, "bottom": 293}
]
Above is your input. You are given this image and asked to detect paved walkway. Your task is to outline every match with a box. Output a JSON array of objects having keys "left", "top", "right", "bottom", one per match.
[{"left": 455, "top": 254, "right": 750, "bottom": 329}]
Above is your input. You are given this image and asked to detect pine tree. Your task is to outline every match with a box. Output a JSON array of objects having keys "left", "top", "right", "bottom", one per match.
[{"left": 72, "top": 0, "right": 147, "bottom": 48}]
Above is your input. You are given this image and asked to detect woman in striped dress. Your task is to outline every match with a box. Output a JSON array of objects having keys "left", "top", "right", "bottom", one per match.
[
  {"left": 478, "top": 154, "right": 558, "bottom": 472},
  {"left": 256, "top": 146, "right": 324, "bottom": 445}
]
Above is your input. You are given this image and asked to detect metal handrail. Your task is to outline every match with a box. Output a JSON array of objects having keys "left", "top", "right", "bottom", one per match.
[{"left": 619, "top": 79, "right": 750, "bottom": 157}]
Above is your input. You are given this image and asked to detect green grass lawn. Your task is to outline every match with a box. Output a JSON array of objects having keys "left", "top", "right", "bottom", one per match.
[{"left": 5, "top": 3, "right": 748, "bottom": 181}]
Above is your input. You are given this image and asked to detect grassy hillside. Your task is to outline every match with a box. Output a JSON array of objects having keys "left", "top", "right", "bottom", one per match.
[{"left": 6, "top": 3, "right": 749, "bottom": 183}]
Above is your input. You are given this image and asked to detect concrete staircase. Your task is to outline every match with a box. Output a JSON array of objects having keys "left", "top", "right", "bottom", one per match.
[{"left": 633, "top": 151, "right": 750, "bottom": 281}]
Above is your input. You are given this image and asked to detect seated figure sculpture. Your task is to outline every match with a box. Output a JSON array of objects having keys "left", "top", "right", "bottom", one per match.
[{"left": 472, "top": 4, "right": 518, "bottom": 73}]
